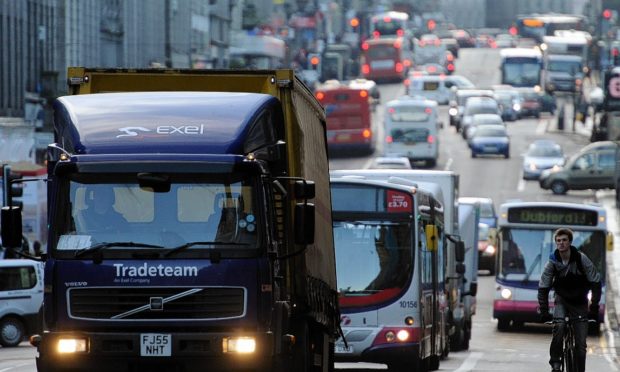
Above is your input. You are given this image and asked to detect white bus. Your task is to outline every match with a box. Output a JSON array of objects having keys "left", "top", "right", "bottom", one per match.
[
  {"left": 330, "top": 176, "right": 448, "bottom": 371},
  {"left": 493, "top": 201, "right": 612, "bottom": 333},
  {"left": 499, "top": 48, "right": 542, "bottom": 89}
]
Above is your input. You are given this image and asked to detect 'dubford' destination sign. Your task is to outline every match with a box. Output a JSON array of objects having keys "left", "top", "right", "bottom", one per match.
[{"left": 507, "top": 207, "right": 598, "bottom": 226}]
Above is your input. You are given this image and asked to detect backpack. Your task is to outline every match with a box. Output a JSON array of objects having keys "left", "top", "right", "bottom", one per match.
[{"left": 552, "top": 251, "right": 589, "bottom": 304}]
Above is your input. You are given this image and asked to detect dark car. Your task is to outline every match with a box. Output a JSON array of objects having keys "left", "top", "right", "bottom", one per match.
[
  {"left": 450, "top": 89, "right": 494, "bottom": 130},
  {"left": 461, "top": 97, "right": 502, "bottom": 139}
]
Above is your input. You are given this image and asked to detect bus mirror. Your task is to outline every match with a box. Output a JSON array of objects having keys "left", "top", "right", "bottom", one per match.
[
  {"left": 607, "top": 231, "right": 614, "bottom": 251},
  {"left": 469, "top": 282, "right": 478, "bottom": 297},
  {"left": 1, "top": 206, "right": 23, "bottom": 248},
  {"left": 456, "top": 262, "right": 466, "bottom": 275},
  {"left": 425, "top": 225, "right": 438, "bottom": 252},
  {"left": 294, "top": 203, "right": 315, "bottom": 245},
  {"left": 455, "top": 240, "right": 465, "bottom": 262}
]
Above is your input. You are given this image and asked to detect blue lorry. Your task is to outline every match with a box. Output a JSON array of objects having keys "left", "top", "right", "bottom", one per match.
[{"left": 2, "top": 68, "right": 339, "bottom": 371}]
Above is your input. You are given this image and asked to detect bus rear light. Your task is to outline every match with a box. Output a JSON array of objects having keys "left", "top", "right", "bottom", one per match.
[
  {"left": 395, "top": 63, "right": 403, "bottom": 73},
  {"left": 316, "top": 92, "right": 325, "bottom": 100},
  {"left": 372, "top": 327, "right": 418, "bottom": 346},
  {"left": 396, "top": 330, "right": 409, "bottom": 341},
  {"left": 362, "top": 64, "right": 370, "bottom": 75},
  {"left": 427, "top": 135, "right": 435, "bottom": 144},
  {"left": 373, "top": 31, "right": 380, "bottom": 39},
  {"left": 359, "top": 90, "right": 368, "bottom": 98},
  {"left": 362, "top": 42, "right": 369, "bottom": 51},
  {"left": 362, "top": 129, "right": 371, "bottom": 138}
]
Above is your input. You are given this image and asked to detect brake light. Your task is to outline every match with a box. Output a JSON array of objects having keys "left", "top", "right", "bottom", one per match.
[
  {"left": 359, "top": 90, "right": 368, "bottom": 98},
  {"left": 362, "top": 129, "right": 371, "bottom": 138},
  {"left": 388, "top": 108, "right": 395, "bottom": 114},
  {"left": 362, "top": 42, "right": 369, "bottom": 51},
  {"left": 373, "top": 31, "right": 380, "bottom": 39},
  {"left": 383, "top": 16, "right": 391, "bottom": 23},
  {"left": 396, "top": 29, "right": 404, "bottom": 37},
  {"left": 362, "top": 64, "right": 370, "bottom": 74},
  {"left": 425, "top": 107, "right": 432, "bottom": 114},
  {"left": 427, "top": 65, "right": 436, "bottom": 73},
  {"left": 316, "top": 92, "right": 325, "bottom": 100},
  {"left": 386, "top": 135, "right": 393, "bottom": 143},
  {"left": 447, "top": 63, "right": 455, "bottom": 71},
  {"left": 403, "top": 59, "right": 411, "bottom": 67},
  {"left": 427, "top": 135, "right": 435, "bottom": 143},
  {"left": 395, "top": 62, "right": 404, "bottom": 72},
  {"left": 404, "top": 79, "right": 410, "bottom": 86}
]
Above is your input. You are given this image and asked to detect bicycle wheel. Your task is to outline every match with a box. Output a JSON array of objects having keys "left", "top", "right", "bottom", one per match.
[{"left": 564, "top": 327, "right": 577, "bottom": 372}]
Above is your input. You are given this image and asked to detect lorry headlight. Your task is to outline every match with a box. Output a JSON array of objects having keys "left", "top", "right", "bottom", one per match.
[
  {"left": 396, "top": 330, "right": 409, "bottom": 341},
  {"left": 500, "top": 288, "right": 512, "bottom": 300},
  {"left": 513, "top": 103, "right": 521, "bottom": 111},
  {"left": 385, "top": 331, "right": 396, "bottom": 342},
  {"left": 484, "top": 245, "right": 496, "bottom": 255},
  {"left": 57, "top": 338, "right": 88, "bottom": 353},
  {"left": 223, "top": 337, "right": 256, "bottom": 353}
]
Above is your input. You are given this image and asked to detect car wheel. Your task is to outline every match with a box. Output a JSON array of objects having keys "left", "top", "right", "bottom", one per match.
[
  {"left": 497, "top": 318, "right": 510, "bottom": 332},
  {"left": 471, "top": 152, "right": 476, "bottom": 158},
  {"left": 0, "top": 317, "right": 25, "bottom": 347},
  {"left": 550, "top": 180, "right": 568, "bottom": 195},
  {"left": 535, "top": 111, "right": 541, "bottom": 118},
  {"left": 504, "top": 151, "right": 510, "bottom": 159}
]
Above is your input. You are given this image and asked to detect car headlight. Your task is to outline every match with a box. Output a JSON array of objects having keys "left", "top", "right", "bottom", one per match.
[
  {"left": 449, "top": 108, "right": 458, "bottom": 116},
  {"left": 528, "top": 163, "right": 537, "bottom": 171},
  {"left": 551, "top": 164, "right": 561, "bottom": 171},
  {"left": 484, "top": 244, "right": 496, "bottom": 255},
  {"left": 513, "top": 103, "right": 521, "bottom": 111}
]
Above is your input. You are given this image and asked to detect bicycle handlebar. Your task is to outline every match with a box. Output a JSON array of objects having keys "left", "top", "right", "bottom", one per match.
[{"left": 544, "top": 317, "right": 596, "bottom": 325}]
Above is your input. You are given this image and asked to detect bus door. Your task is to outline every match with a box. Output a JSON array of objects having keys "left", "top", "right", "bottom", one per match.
[{"left": 316, "top": 86, "right": 373, "bottom": 151}]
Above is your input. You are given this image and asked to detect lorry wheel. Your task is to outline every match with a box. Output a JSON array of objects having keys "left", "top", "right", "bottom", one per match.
[
  {"left": 428, "top": 355, "right": 440, "bottom": 370},
  {"left": 550, "top": 181, "right": 568, "bottom": 195},
  {"left": 0, "top": 317, "right": 25, "bottom": 347}
]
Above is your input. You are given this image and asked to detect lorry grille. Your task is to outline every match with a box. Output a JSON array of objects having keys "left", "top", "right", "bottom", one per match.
[{"left": 68, "top": 287, "right": 246, "bottom": 320}]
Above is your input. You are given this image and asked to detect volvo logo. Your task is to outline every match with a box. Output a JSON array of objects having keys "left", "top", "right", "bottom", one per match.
[{"left": 150, "top": 297, "right": 164, "bottom": 311}]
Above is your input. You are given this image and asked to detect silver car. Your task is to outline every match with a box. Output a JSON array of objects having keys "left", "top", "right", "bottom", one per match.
[{"left": 522, "top": 140, "right": 564, "bottom": 180}]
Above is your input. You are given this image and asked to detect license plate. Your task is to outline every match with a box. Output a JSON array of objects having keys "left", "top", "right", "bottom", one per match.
[
  {"left": 483, "top": 146, "right": 497, "bottom": 152},
  {"left": 370, "top": 60, "right": 394, "bottom": 69},
  {"left": 140, "top": 333, "right": 171, "bottom": 357},
  {"left": 335, "top": 343, "right": 354, "bottom": 354},
  {"left": 337, "top": 133, "right": 351, "bottom": 141}
]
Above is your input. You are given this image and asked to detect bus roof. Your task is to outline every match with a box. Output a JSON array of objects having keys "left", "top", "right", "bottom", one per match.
[
  {"left": 518, "top": 14, "right": 585, "bottom": 23},
  {"left": 542, "top": 35, "right": 588, "bottom": 46},
  {"left": 499, "top": 48, "right": 542, "bottom": 59}
]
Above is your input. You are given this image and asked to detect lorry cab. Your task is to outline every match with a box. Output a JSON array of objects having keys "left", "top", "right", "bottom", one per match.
[
  {"left": 0, "top": 259, "right": 44, "bottom": 347},
  {"left": 543, "top": 54, "right": 583, "bottom": 93},
  {"left": 384, "top": 96, "right": 440, "bottom": 167}
]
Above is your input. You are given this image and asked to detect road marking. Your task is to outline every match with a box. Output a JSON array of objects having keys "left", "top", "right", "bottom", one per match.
[
  {"left": 444, "top": 157, "right": 453, "bottom": 171},
  {"left": 517, "top": 177, "right": 525, "bottom": 192},
  {"left": 362, "top": 157, "right": 374, "bottom": 169},
  {"left": 453, "top": 351, "right": 483, "bottom": 372},
  {"left": 536, "top": 119, "right": 549, "bottom": 135}
]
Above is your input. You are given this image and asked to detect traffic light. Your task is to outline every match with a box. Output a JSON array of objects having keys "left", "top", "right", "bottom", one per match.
[
  {"left": 613, "top": 47, "right": 620, "bottom": 65},
  {"left": 427, "top": 19, "right": 436, "bottom": 31},
  {"left": 604, "top": 9, "right": 612, "bottom": 20},
  {"left": 3, "top": 166, "right": 23, "bottom": 210},
  {"left": 308, "top": 53, "right": 321, "bottom": 71}
]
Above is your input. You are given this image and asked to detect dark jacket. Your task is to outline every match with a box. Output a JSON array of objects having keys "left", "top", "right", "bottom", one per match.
[{"left": 537, "top": 246, "right": 601, "bottom": 310}]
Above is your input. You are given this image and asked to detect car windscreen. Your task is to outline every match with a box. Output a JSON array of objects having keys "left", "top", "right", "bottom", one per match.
[
  {"left": 527, "top": 146, "right": 563, "bottom": 157},
  {"left": 473, "top": 127, "right": 506, "bottom": 137}
]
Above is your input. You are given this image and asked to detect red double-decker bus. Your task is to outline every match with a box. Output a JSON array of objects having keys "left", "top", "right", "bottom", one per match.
[
  {"left": 315, "top": 81, "right": 376, "bottom": 154},
  {"left": 361, "top": 37, "right": 411, "bottom": 83}
]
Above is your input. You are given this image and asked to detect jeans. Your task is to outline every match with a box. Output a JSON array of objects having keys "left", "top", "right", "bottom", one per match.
[{"left": 550, "top": 297, "right": 588, "bottom": 372}]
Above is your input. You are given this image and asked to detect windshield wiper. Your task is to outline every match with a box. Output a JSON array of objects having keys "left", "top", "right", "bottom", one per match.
[
  {"left": 164, "top": 241, "right": 248, "bottom": 258},
  {"left": 74, "top": 242, "right": 165, "bottom": 259},
  {"left": 522, "top": 253, "right": 542, "bottom": 283}
]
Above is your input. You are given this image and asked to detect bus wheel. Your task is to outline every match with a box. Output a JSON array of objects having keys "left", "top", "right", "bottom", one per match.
[
  {"left": 497, "top": 319, "right": 510, "bottom": 332},
  {"left": 429, "top": 355, "right": 440, "bottom": 370}
]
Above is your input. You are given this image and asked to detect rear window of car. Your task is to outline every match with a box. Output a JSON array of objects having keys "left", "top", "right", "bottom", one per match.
[
  {"left": 474, "top": 127, "right": 506, "bottom": 137},
  {"left": 466, "top": 104, "right": 498, "bottom": 115}
]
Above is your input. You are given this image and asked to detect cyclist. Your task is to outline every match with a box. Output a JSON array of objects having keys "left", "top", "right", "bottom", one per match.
[{"left": 538, "top": 227, "right": 601, "bottom": 372}]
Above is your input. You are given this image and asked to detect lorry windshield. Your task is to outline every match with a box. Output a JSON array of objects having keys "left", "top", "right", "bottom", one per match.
[
  {"left": 53, "top": 175, "right": 260, "bottom": 254},
  {"left": 500, "top": 228, "right": 605, "bottom": 281},
  {"left": 334, "top": 221, "right": 413, "bottom": 308},
  {"left": 547, "top": 60, "right": 581, "bottom": 74}
]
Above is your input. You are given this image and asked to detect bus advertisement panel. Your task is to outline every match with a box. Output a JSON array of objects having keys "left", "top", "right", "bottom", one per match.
[
  {"left": 361, "top": 38, "right": 412, "bottom": 83},
  {"left": 500, "top": 48, "right": 542, "bottom": 89},
  {"left": 330, "top": 177, "right": 447, "bottom": 370},
  {"left": 315, "top": 81, "right": 375, "bottom": 153},
  {"left": 494, "top": 202, "right": 611, "bottom": 332}
]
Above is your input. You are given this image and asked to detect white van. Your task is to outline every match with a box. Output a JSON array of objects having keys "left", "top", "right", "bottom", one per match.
[
  {"left": 0, "top": 259, "right": 44, "bottom": 347},
  {"left": 384, "top": 96, "right": 440, "bottom": 167},
  {"left": 405, "top": 74, "right": 475, "bottom": 105}
]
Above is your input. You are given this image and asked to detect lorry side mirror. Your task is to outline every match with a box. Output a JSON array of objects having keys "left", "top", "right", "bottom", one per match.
[
  {"left": 425, "top": 224, "right": 438, "bottom": 252},
  {"left": 456, "top": 262, "right": 466, "bottom": 275},
  {"left": 607, "top": 231, "right": 614, "bottom": 252},
  {"left": 294, "top": 203, "right": 315, "bottom": 245},
  {"left": 455, "top": 240, "right": 465, "bottom": 262},
  {"left": 469, "top": 282, "right": 478, "bottom": 297},
  {"left": 1, "top": 206, "right": 23, "bottom": 248},
  {"left": 295, "top": 180, "right": 315, "bottom": 200}
]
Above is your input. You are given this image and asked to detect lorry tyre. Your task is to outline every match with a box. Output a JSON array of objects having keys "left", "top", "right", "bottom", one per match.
[
  {"left": 449, "top": 324, "right": 465, "bottom": 351},
  {"left": 550, "top": 181, "right": 568, "bottom": 195},
  {"left": 429, "top": 354, "right": 440, "bottom": 370},
  {"left": 0, "top": 317, "right": 25, "bottom": 347},
  {"left": 497, "top": 318, "right": 510, "bottom": 331}
]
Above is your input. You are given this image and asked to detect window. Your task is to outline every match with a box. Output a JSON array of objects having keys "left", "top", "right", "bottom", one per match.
[
  {"left": 0, "top": 266, "right": 37, "bottom": 291},
  {"left": 598, "top": 152, "right": 616, "bottom": 170},
  {"left": 574, "top": 153, "right": 594, "bottom": 170}
]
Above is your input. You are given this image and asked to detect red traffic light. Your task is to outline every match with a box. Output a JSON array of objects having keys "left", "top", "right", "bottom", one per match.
[
  {"left": 310, "top": 56, "right": 320, "bottom": 66},
  {"left": 604, "top": 9, "right": 612, "bottom": 19},
  {"left": 427, "top": 19, "right": 436, "bottom": 31},
  {"left": 508, "top": 26, "right": 517, "bottom": 36},
  {"left": 613, "top": 48, "right": 619, "bottom": 57}
]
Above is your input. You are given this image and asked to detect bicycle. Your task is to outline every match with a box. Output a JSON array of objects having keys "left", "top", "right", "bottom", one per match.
[{"left": 545, "top": 315, "right": 595, "bottom": 372}]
